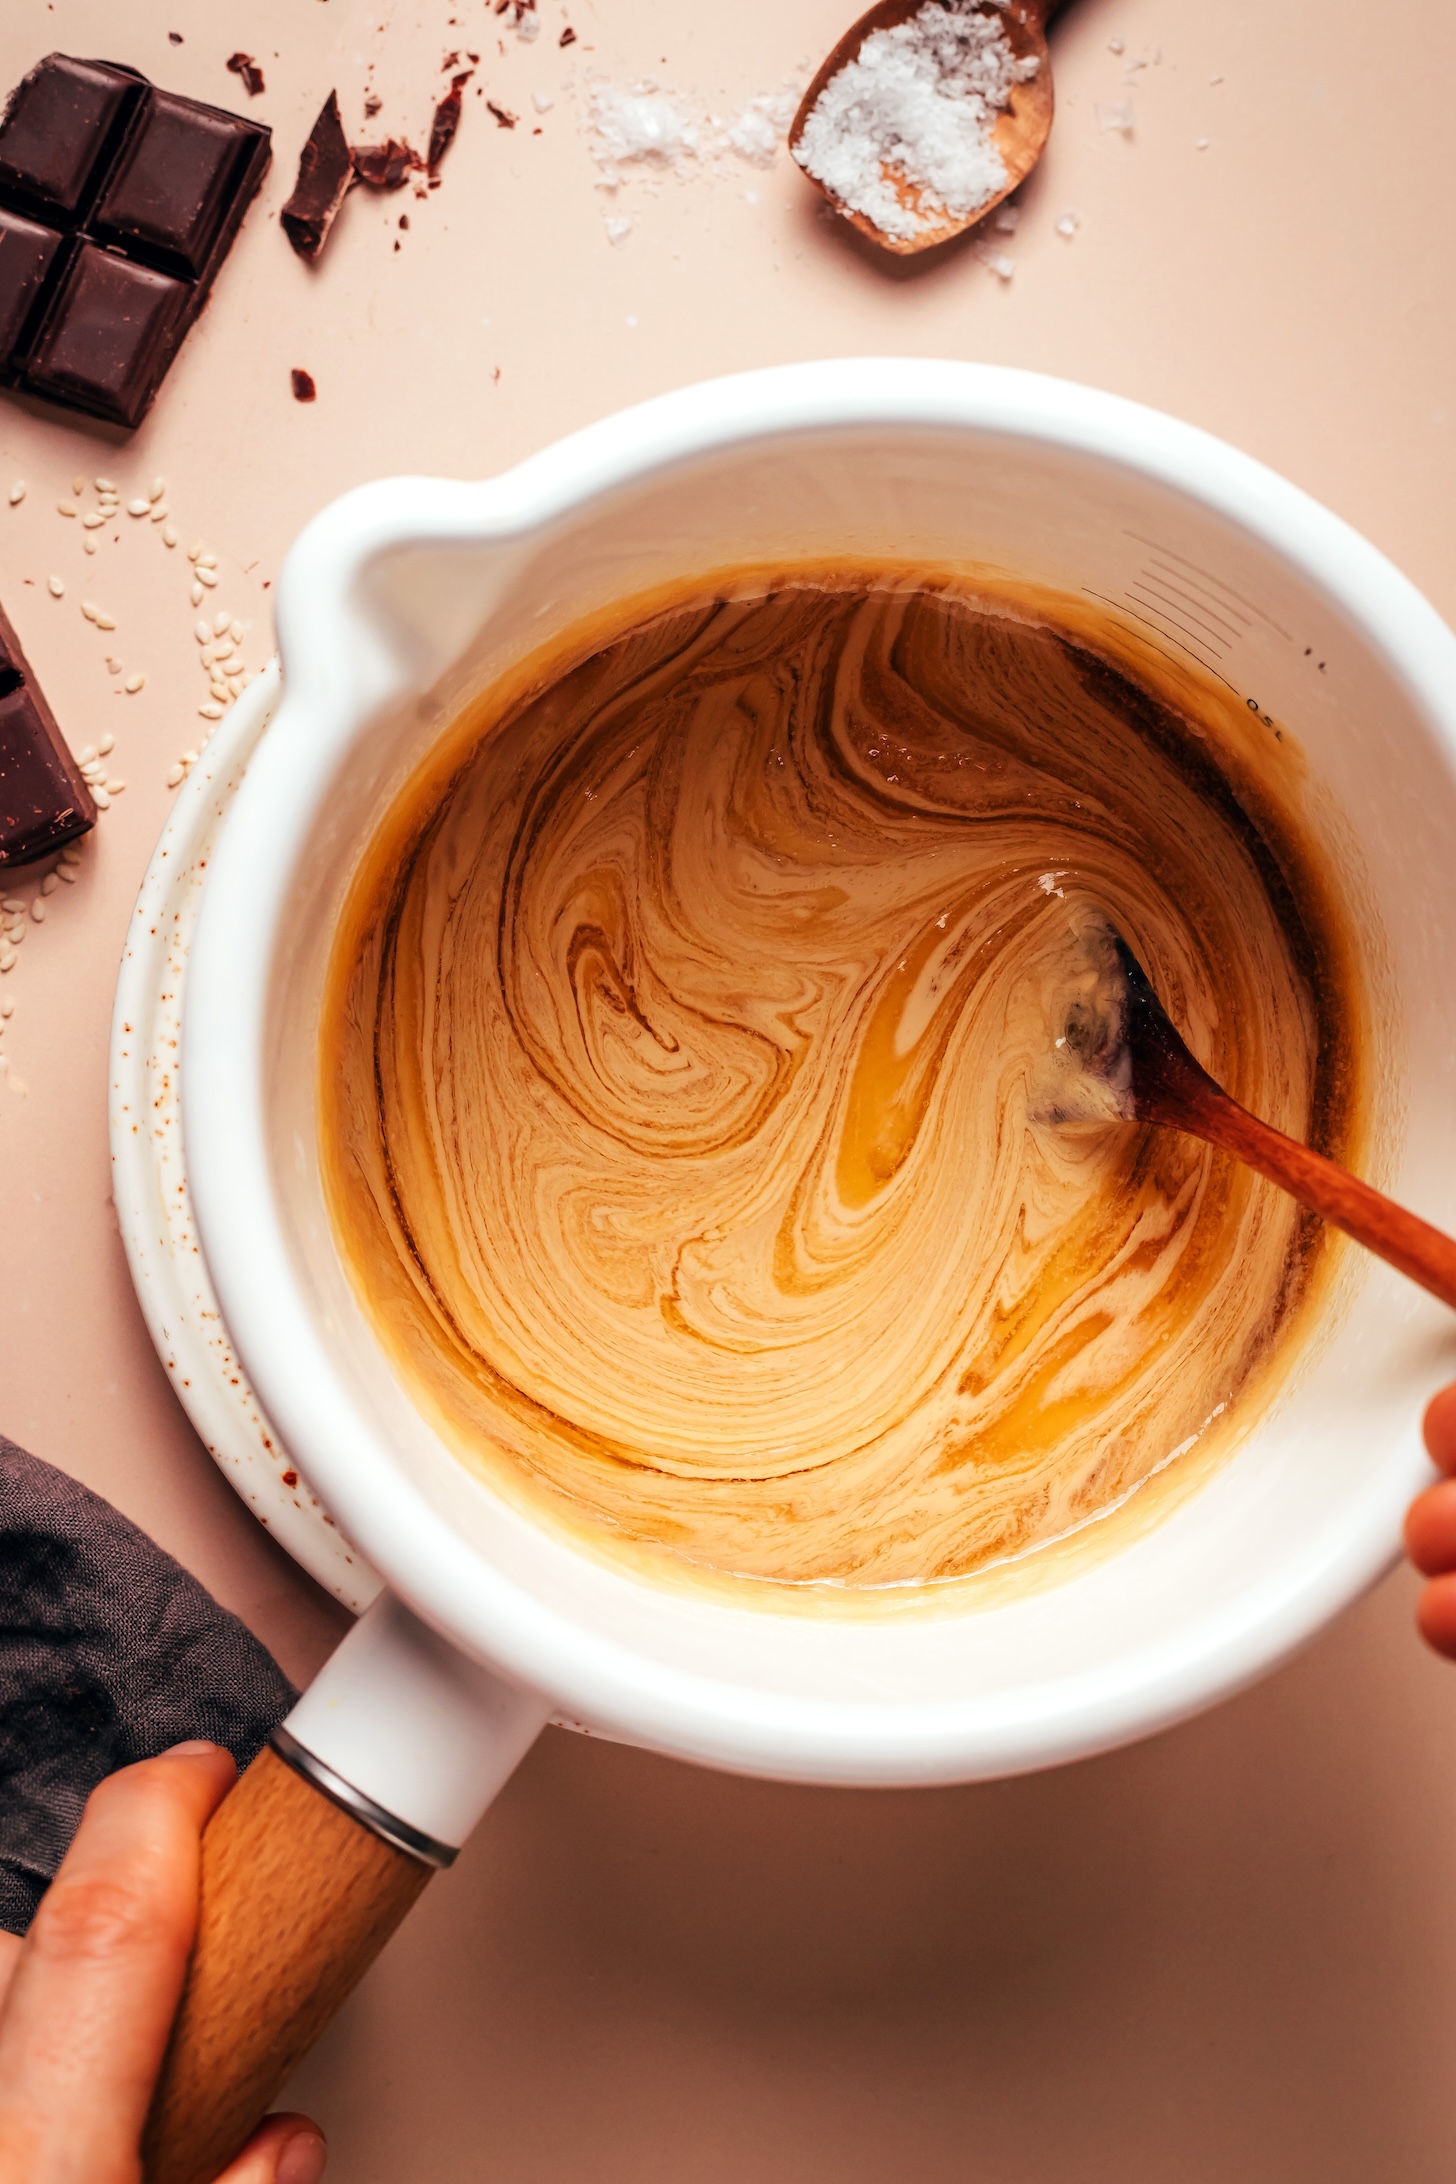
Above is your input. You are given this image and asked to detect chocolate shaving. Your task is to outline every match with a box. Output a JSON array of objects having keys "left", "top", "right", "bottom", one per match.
[
  {"left": 351, "top": 138, "right": 421, "bottom": 190},
  {"left": 559, "top": 26, "right": 577, "bottom": 45},
  {"left": 280, "top": 91, "right": 352, "bottom": 260},
  {"left": 363, "top": 91, "right": 382, "bottom": 118},
  {"left": 290, "top": 367, "right": 316, "bottom": 401},
  {"left": 486, "top": 100, "right": 517, "bottom": 129},
  {"left": 428, "top": 71, "right": 473, "bottom": 172},
  {"left": 226, "top": 53, "right": 266, "bottom": 98}
]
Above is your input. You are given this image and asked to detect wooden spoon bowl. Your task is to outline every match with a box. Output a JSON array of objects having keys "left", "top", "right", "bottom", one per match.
[{"left": 790, "top": 0, "right": 1055, "bottom": 256}]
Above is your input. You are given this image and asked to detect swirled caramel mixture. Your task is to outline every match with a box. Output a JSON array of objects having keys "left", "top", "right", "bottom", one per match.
[{"left": 322, "top": 582, "right": 1354, "bottom": 1598}]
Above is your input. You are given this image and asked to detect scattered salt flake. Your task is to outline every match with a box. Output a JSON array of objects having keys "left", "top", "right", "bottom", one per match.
[
  {"left": 1096, "top": 99, "right": 1135, "bottom": 133},
  {"left": 587, "top": 85, "right": 701, "bottom": 185},
  {"left": 992, "top": 200, "right": 1020, "bottom": 232},
  {"left": 1055, "top": 207, "right": 1080, "bottom": 238},
  {"left": 978, "top": 248, "right": 1015, "bottom": 279},
  {"left": 1108, "top": 36, "right": 1125, "bottom": 53},
  {"left": 604, "top": 214, "right": 633, "bottom": 243},
  {"left": 1195, "top": 136, "right": 1210, "bottom": 149},
  {"left": 532, "top": 92, "right": 554, "bottom": 113},
  {"left": 793, "top": 1, "right": 1038, "bottom": 242},
  {"left": 726, "top": 92, "right": 794, "bottom": 167}
]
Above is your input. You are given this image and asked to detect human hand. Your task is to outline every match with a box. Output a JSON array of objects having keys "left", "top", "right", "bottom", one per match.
[
  {"left": 0, "top": 1742, "right": 326, "bottom": 2184},
  {"left": 1404, "top": 1385, "right": 1456, "bottom": 1658}
]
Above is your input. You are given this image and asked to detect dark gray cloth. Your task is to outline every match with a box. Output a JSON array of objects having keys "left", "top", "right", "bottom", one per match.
[{"left": 0, "top": 1436, "right": 296, "bottom": 1936}]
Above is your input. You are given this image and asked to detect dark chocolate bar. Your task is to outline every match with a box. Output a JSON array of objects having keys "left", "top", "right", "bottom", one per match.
[
  {"left": 0, "top": 601, "right": 95, "bottom": 868},
  {"left": 0, "top": 53, "right": 269, "bottom": 429}
]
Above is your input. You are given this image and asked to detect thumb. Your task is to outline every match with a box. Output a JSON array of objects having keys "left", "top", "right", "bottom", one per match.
[{"left": 212, "top": 2112, "right": 327, "bottom": 2184}]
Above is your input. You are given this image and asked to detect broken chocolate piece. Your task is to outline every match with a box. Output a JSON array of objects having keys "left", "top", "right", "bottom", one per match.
[
  {"left": 290, "top": 367, "right": 315, "bottom": 401},
  {"left": 280, "top": 90, "right": 351, "bottom": 260},
  {"left": 226, "top": 54, "right": 266, "bottom": 99},
  {"left": 351, "top": 138, "right": 421, "bottom": 191},
  {"left": 428, "top": 72, "right": 472, "bottom": 171},
  {"left": 0, "top": 53, "right": 270, "bottom": 429},
  {"left": 0, "top": 599, "right": 95, "bottom": 868},
  {"left": 486, "top": 100, "right": 517, "bottom": 130}
]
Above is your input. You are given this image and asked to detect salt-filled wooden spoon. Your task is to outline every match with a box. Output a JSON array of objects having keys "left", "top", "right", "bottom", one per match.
[
  {"left": 791, "top": 0, "right": 1064, "bottom": 256},
  {"left": 1051, "top": 921, "right": 1456, "bottom": 1312}
]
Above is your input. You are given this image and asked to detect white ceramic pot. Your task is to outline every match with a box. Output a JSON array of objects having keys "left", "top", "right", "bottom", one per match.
[{"left": 184, "top": 359, "right": 1456, "bottom": 1859}]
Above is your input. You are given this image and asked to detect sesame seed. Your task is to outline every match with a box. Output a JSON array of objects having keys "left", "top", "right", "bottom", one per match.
[
  {"left": 77, "top": 747, "right": 96, "bottom": 765},
  {"left": 124, "top": 673, "right": 145, "bottom": 694},
  {"left": 127, "top": 498, "right": 149, "bottom": 517},
  {"left": 59, "top": 846, "right": 81, "bottom": 865},
  {"left": 190, "top": 583, "right": 203, "bottom": 607},
  {"left": 55, "top": 866, "right": 75, "bottom": 883},
  {"left": 166, "top": 763, "right": 186, "bottom": 787},
  {"left": 82, "top": 513, "right": 106, "bottom": 529},
  {"left": 188, "top": 541, "right": 202, "bottom": 562},
  {"left": 196, "top": 569, "right": 218, "bottom": 588},
  {"left": 40, "top": 874, "right": 58, "bottom": 896},
  {"left": 106, "top": 779, "right": 125, "bottom": 794},
  {"left": 105, "top": 657, "right": 123, "bottom": 675},
  {"left": 83, "top": 538, "right": 96, "bottom": 555},
  {"left": 182, "top": 750, "right": 199, "bottom": 766},
  {"left": 0, "top": 952, "right": 15, "bottom": 974},
  {"left": 8, "top": 483, "right": 25, "bottom": 506},
  {"left": 163, "top": 526, "right": 178, "bottom": 548},
  {"left": 81, "top": 600, "right": 98, "bottom": 621},
  {"left": 149, "top": 477, "right": 165, "bottom": 502},
  {"left": 57, "top": 500, "right": 77, "bottom": 517},
  {"left": 47, "top": 576, "right": 64, "bottom": 598},
  {"left": 209, "top": 683, "right": 230, "bottom": 702},
  {"left": 30, "top": 899, "right": 45, "bottom": 923},
  {"left": 150, "top": 504, "right": 168, "bottom": 523},
  {"left": 197, "top": 552, "right": 218, "bottom": 569},
  {"left": 5, "top": 923, "right": 24, "bottom": 944},
  {"left": 92, "top": 788, "right": 110, "bottom": 810},
  {"left": 0, "top": 898, "right": 23, "bottom": 914},
  {"left": 71, "top": 474, "right": 84, "bottom": 495},
  {"left": 198, "top": 703, "right": 224, "bottom": 720},
  {"left": 96, "top": 614, "right": 116, "bottom": 631},
  {"left": 213, "top": 613, "right": 230, "bottom": 636},
  {"left": 95, "top": 477, "right": 116, "bottom": 492},
  {"left": 194, "top": 621, "right": 211, "bottom": 645},
  {"left": 98, "top": 736, "right": 114, "bottom": 757},
  {"left": 0, "top": 997, "right": 12, "bottom": 1016}
]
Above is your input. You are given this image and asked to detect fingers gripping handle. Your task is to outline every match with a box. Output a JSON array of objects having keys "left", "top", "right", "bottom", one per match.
[{"left": 142, "top": 1596, "right": 549, "bottom": 2184}]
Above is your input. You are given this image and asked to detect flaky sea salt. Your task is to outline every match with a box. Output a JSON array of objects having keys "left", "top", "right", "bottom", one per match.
[
  {"left": 792, "top": 0, "right": 1038, "bottom": 242},
  {"left": 585, "top": 83, "right": 797, "bottom": 189}
]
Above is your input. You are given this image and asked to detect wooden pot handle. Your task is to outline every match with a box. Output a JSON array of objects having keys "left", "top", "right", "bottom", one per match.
[{"left": 141, "top": 1747, "right": 434, "bottom": 2184}]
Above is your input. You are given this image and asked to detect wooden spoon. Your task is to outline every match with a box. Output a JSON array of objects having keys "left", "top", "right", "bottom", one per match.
[
  {"left": 1057, "top": 923, "right": 1456, "bottom": 1312},
  {"left": 790, "top": 0, "right": 1060, "bottom": 256}
]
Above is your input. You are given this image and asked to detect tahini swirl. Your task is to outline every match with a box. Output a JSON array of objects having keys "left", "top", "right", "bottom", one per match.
[{"left": 323, "top": 584, "right": 1351, "bottom": 1595}]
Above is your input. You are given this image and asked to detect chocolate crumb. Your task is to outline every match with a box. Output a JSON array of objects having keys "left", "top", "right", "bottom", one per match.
[
  {"left": 487, "top": 100, "right": 518, "bottom": 129},
  {"left": 291, "top": 368, "right": 316, "bottom": 401},
  {"left": 428, "top": 70, "right": 473, "bottom": 171},
  {"left": 352, "top": 137, "right": 421, "bottom": 189},
  {"left": 281, "top": 91, "right": 354, "bottom": 259},
  {"left": 168, "top": 30, "right": 183, "bottom": 43},
  {"left": 226, "top": 52, "right": 266, "bottom": 96},
  {"left": 363, "top": 91, "right": 382, "bottom": 117},
  {"left": 399, "top": 213, "right": 409, "bottom": 228},
  {"left": 560, "top": 26, "right": 577, "bottom": 46}
]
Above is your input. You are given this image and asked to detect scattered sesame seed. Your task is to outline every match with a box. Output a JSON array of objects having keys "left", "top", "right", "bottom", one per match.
[
  {"left": 92, "top": 788, "right": 110, "bottom": 810},
  {"left": 57, "top": 500, "right": 77, "bottom": 517},
  {"left": 188, "top": 541, "right": 202, "bottom": 562},
  {"left": 194, "top": 621, "right": 211, "bottom": 645},
  {"left": 149, "top": 477, "right": 165, "bottom": 502},
  {"left": 0, "top": 953, "right": 15, "bottom": 975},
  {"left": 96, "top": 615, "right": 116, "bottom": 631},
  {"left": 30, "top": 899, "right": 45, "bottom": 923},
  {"left": 104, "top": 657, "right": 123, "bottom": 675},
  {"left": 82, "top": 512, "right": 106, "bottom": 529},
  {"left": 162, "top": 525, "right": 178, "bottom": 548},
  {"left": 47, "top": 576, "right": 64, "bottom": 598},
  {"left": 196, "top": 569, "right": 218, "bottom": 588},
  {"left": 124, "top": 673, "right": 145, "bottom": 694},
  {"left": 213, "top": 613, "right": 230, "bottom": 637},
  {"left": 198, "top": 703, "right": 224, "bottom": 720},
  {"left": 190, "top": 582, "right": 204, "bottom": 607},
  {"left": 40, "top": 874, "right": 58, "bottom": 896},
  {"left": 98, "top": 734, "right": 114, "bottom": 756},
  {"left": 197, "top": 551, "right": 218, "bottom": 568},
  {"left": 105, "top": 779, "right": 125, "bottom": 794},
  {"left": 166, "top": 762, "right": 186, "bottom": 787},
  {"left": 0, "top": 897, "right": 23, "bottom": 914},
  {"left": 71, "top": 474, "right": 84, "bottom": 495},
  {"left": 8, "top": 483, "right": 25, "bottom": 506},
  {"left": 181, "top": 749, "right": 199, "bottom": 766},
  {"left": 150, "top": 504, "right": 168, "bottom": 523},
  {"left": 83, "top": 537, "right": 97, "bottom": 555},
  {"left": 5, "top": 923, "right": 24, "bottom": 944},
  {"left": 55, "top": 865, "right": 76, "bottom": 883},
  {"left": 0, "top": 997, "right": 12, "bottom": 1016},
  {"left": 209, "top": 682, "right": 230, "bottom": 702},
  {"left": 77, "top": 747, "right": 95, "bottom": 766},
  {"left": 81, "top": 600, "right": 98, "bottom": 621},
  {"left": 95, "top": 476, "right": 116, "bottom": 492},
  {"left": 59, "top": 845, "right": 80, "bottom": 865},
  {"left": 127, "top": 498, "right": 150, "bottom": 517}
]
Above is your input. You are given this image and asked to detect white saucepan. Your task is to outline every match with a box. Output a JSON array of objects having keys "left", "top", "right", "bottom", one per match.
[{"left": 143, "top": 361, "right": 1456, "bottom": 2183}]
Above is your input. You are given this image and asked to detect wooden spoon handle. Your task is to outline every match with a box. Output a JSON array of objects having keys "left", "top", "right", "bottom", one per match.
[
  {"left": 1190, "top": 1089, "right": 1456, "bottom": 1312},
  {"left": 141, "top": 1749, "right": 433, "bottom": 2184}
]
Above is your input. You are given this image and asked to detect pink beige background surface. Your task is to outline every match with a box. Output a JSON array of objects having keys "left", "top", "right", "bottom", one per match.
[{"left": 4, "top": 1, "right": 1456, "bottom": 2177}]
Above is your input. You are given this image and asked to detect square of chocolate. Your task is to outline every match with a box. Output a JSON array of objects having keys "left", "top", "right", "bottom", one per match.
[
  {"left": 0, "top": 54, "right": 269, "bottom": 430},
  {"left": 24, "top": 242, "right": 190, "bottom": 428},
  {"left": 91, "top": 90, "right": 265, "bottom": 279},
  {"left": 0, "top": 601, "right": 94, "bottom": 869},
  {"left": 0, "top": 54, "right": 141, "bottom": 221},
  {"left": 0, "top": 206, "right": 62, "bottom": 358}
]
